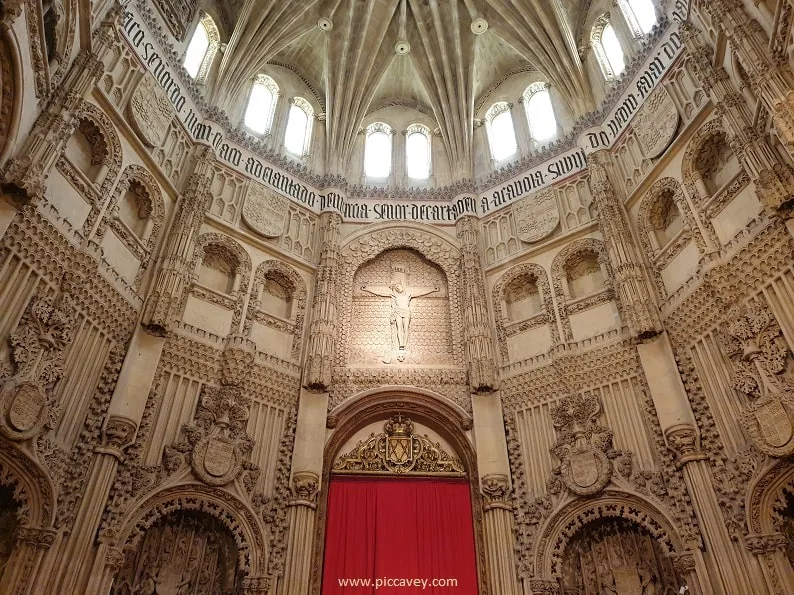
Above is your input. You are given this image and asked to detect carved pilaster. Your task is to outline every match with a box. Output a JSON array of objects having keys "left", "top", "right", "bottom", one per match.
[
  {"left": 303, "top": 212, "right": 341, "bottom": 389},
  {"left": 680, "top": 21, "right": 794, "bottom": 218},
  {"left": 455, "top": 216, "right": 498, "bottom": 391},
  {"left": 1, "top": 50, "right": 104, "bottom": 201},
  {"left": 141, "top": 147, "right": 215, "bottom": 335},
  {"left": 587, "top": 151, "right": 661, "bottom": 339}
]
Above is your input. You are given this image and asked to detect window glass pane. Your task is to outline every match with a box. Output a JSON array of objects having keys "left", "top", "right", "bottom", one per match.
[
  {"left": 406, "top": 132, "right": 430, "bottom": 179},
  {"left": 527, "top": 90, "right": 557, "bottom": 142},
  {"left": 365, "top": 131, "right": 392, "bottom": 177},
  {"left": 184, "top": 23, "right": 209, "bottom": 78},
  {"left": 244, "top": 83, "right": 275, "bottom": 134},
  {"left": 631, "top": 0, "right": 657, "bottom": 34},
  {"left": 602, "top": 24, "right": 625, "bottom": 75},
  {"left": 490, "top": 110, "right": 517, "bottom": 161},
  {"left": 284, "top": 104, "right": 309, "bottom": 155}
]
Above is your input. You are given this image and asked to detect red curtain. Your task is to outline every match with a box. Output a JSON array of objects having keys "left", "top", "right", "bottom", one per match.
[{"left": 322, "top": 477, "right": 479, "bottom": 594}]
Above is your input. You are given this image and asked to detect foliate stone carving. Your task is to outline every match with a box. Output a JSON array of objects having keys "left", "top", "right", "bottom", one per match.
[
  {"left": 512, "top": 188, "right": 559, "bottom": 243},
  {"left": 152, "top": 0, "right": 199, "bottom": 39},
  {"left": 221, "top": 335, "right": 256, "bottom": 387},
  {"left": 481, "top": 474, "right": 511, "bottom": 511},
  {"left": 549, "top": 394, "right": 613, "bottom": 495},
  {"left": 744, "top": 532, "right": 788, "bottom": 555},
  {"left": 128, "top": 73, "right": 174, "bottom": 148},
  {"left": 665, "top": 424, "right": 704, "bottom": 465},
  {"left": 719, "top": 303, "right": 794, "bottom": 457},
  {"left": 164, "top": 385, "right": 258, "bottom": 487},
  {"left": 242, "top": 183, "right": 288, "bottom": 238},
  {"left": 290, "top": 471, "right": 319, "bottom": 505},
  {"left": 100, "top": 415, "right": 137, "bottom": 457},
  {"left": 0, "top": 287, "right": 76, "bottom": 440},
  {"left": 333, "top": 415, "right": 465, "bottom": 476},
  {"left": 632, "top": 85, "right": 680, "bottom": 158}
]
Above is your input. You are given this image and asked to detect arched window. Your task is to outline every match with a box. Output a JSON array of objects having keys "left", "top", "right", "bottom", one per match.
[
  {"left": 486, "top": 102, "right": 517, "bottom": 161},
  {"left": 617, "top": 0, "right": 657, "bottom": 36},
  {"left": 284, "top": 97, "right": 314, "bottom": 156},
  {"left": 592, "top": 17, "right": 625, "bottom": 80},
  {"left": 523, "top": 83, "right": 557, "bottom": 143},
  {"left": 364, "top": 122, "right": 393, "bottom": 178},
  {"left": 405, "top": 124, "right": 431, "bottom": 179},
  {"left": 183, "top": 13, "right": 220, "bottom": 81},
  {"left": 244, "top": 75, "right": 279, "bottom": 135}
]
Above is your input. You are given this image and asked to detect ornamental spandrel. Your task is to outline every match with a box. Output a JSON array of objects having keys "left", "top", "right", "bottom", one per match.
[{"left": 333, "top": 415, "right": 465, "bottom": 476}]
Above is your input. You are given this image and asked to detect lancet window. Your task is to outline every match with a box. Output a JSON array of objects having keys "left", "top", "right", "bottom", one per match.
[
  {"left": 523, "top": 83, "right": 557, "bottom": 144},
  {"left": 592, "top": 17, "right": 626, "bottom": 80},
  {"left": 183, "top": 13, "right": 220, "bottom": 81},
  {"left": 486, "top": 102, "right": 518, "bottom": 161},
  {"left": 244, "top": 75, "right": 279, "bottom": 135},
  {"left": 617, "top": 0, "right": 658, "bottom": 37},
  {"left": 405, "top": 124, "right": 431, "bottom": 180},
  {"left": 364, "top": 122, "right": 393, "bottom": 178},
  {"left": 284, "top": 97, "right": 314, "bottom": 156}
]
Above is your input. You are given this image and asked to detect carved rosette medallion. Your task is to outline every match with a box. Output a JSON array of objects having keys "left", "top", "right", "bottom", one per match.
[
  {"left": 242, "top": 183, "right": 288, "bottom": 238},
  {"left": 333, "top": 415, "right": 465, "bottom": 476},
  {"left": 128, "top": 74, "right": 174, "bottom": 148},
  {"left": 720, "top": 304, "right": 794, "bottom": 457},
  {"left": 512, "top": 188, "right": 559, "bottom": 243},
  {"left": 550, "top": 394, "right": 613, "bottom": 496},
  {"left": 633, "top": 86, "right": 679, "bottom": 158}
]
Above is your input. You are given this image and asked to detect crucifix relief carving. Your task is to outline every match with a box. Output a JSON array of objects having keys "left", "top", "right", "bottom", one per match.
[{"left": 361, "top": 265, "right": 438, "bottom": 363}]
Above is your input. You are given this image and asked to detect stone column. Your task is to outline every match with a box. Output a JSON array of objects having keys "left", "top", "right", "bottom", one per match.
[
  {"left": 473, "top": 391, "right": 519, "bottom": 595},
  {"left": 303, "top": 213, "right": 341, "bottom": 389},
  {"left": 0, "top": 527, "right": 57, "bottom": 595},
  {"left": 680, "top": 20, "right": 794, "bottom": 219},
  {"left": 587, "top": 151, "right": 661, "bottom": 340},
  {"left": 281, "top": 388, "right": 327, "bottom": 594},
  {"left": 456, "top": 216, "right": 498, "bottom": 391},
  {"left": 50, "top": 415, "right": 136, "bottom": 594}
]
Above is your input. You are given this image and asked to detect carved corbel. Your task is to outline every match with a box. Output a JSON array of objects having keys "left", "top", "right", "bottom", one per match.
[{"left": 221, "top": 335, "right": 256, "bottom": 387}]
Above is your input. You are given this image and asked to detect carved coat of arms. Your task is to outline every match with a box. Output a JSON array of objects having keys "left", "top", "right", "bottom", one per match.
[
  {"left": 513, "top": 188, "right": 560, "bottom": 243},
  {"left": 633, "top": 86, "right": 679, "bottom": 158},
  {"left": 242, "top": 183, "right": 288, "bottom": 238},
  {"left": 128, "top": 74, "right": 175, "bottom": 148}
]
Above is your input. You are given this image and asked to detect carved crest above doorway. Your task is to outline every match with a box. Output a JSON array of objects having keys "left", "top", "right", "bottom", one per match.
[{"left": 333, "top": 415, "right": 465, "bottom": 476}]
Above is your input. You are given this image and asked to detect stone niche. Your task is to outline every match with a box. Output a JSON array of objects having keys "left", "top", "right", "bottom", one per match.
[{"left": 349, "top": 249, "right": 452, "bottom": 366}]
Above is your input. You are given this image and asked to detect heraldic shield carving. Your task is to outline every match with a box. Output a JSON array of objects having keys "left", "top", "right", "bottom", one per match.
[
  {"left": 550, "top": 394, "right": 613, "bottom": 495},
  {"left": 333, "top": 415, "right": 465, "bottom": 476},
  {"left": 720, "top": 304, "right": 794, "bottom": 458}
]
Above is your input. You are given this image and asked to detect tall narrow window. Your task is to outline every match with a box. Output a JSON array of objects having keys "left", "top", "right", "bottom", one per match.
[
  {"left": 183, "top": 13, "right": 220, "bottom": 81},
  {"left": 592, "top": 17, "right": 625, "bottom": 80},
  {"left": 405, "top": 124, "right": 431, "bottom": 179},
  {"left": 523, "top": 83, "right": 557, "bottom": 143},
  {"left": 284, "top": 97, "right": 314, "bottom": 156},
  {"left": 244, "top": 75, "right": 279, "bottom": 135},
  {"left": 364, "top": 122, "right": 393, "bottom": 178},
  {"left": 618, "top": 0, "right": 657, "bottom": 36},
  {"left": 486, "top": 102, "right": 518, "bottom": 161}
]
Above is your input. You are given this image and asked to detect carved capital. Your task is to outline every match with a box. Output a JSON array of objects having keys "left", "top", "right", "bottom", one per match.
[
  {"left": 290, "top": 471, "right": 320, "bottom": 506},
  {"left": 481, "top": 474, "right": 511, "bottom": 510},
  {"left": 665, "top": 424, "right": 705, "bottom": 465},
  {"left": 99, "top": 415, "right": 137, "bottom": 457},
  {"left": 241, "top": 575, "right": 273, "bottom": 594},
  {"left": 14, "top": 526, "right": 56, "bottom": 549},
  {"left": 671, "top": 550, "right": 697, "bottom": 574},
  {"left": 744, "top": 532, "right": 788, "bottom": 555},
  {"left": 104, "top": 546, "right": 127, "bottom": 571},
  {"left": 528, "top": 578, "right": 558, "bottom": 594}
]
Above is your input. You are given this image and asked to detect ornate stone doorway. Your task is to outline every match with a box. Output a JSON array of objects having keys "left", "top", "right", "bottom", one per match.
[
  {"left": 560, "top": 517, "right": 684, "bottom": 594},
  {"left": 111, "top": 510, "right": 239, "bottom": 595}
]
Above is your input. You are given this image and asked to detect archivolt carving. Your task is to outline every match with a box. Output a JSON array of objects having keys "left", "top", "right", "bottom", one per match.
[
  {"left": 105, "top": 164, "right": 165, "bottom": 244},
  {"left": 550, "top": 238, "right": 614, "bottom": 341},
  {"left": 492, "top": 262, "right": 558, "bottom": 359},
  {"left": 113, "top": 484, "right": 268, "bottom": 576},
  {"left": 0, "top": 440, "right": 56, "bottom": 528},
  {"left": 72, "top": 100, "right": 123, "bottom": 196},
  {"left": 0, "top": 30, "right": 20, "bottom": 162},
  {"left": 746, "top": 459, "right": 794, "bottom": 535},
  {"left": 245, "top": 260, "right": 307, "bottom": 361},
  {"left": 532, "top": 491, "right": 685, "bottom": 580}
]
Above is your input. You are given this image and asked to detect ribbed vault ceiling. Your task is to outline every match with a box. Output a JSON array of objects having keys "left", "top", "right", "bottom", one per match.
[{"left": 210, "top": 0, "right": 594, "bottom": 178}]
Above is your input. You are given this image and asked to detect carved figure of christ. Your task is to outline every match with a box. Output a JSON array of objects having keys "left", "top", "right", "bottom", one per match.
[{"left": 360, "top": 282, "right": 439, "bottom": 353}]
